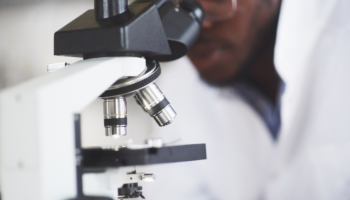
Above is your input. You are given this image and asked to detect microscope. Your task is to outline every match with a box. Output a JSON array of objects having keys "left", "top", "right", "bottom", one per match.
[{"left": 0, "top": 0, "right": 206, "bottom": 199}]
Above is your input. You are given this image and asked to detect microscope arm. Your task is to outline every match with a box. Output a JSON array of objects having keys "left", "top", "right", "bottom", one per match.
[{"left": 0, "top": 57, "right": 145, "bottom": 200}]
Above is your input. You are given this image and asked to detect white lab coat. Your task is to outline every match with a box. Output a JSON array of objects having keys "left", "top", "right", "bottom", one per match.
[
  {"left": 134, "top": 57, "right": 275, "bottom": 200},
  {"left": 264, "top": 0, "right": 350, "bottom": 199}
]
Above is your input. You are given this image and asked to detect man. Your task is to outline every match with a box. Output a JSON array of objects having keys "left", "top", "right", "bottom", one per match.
[
  {"left": 134, "top": 0, "right": 283, "bottom": 199},
  {"left": 140, "top": 0, "right": 350, "bottom": 199},
  {"left": 180, "top": 0, "right": 350, "bottom": 200},
  {"left": 188, "top": 0, "right": 283, "bottom": 140}
]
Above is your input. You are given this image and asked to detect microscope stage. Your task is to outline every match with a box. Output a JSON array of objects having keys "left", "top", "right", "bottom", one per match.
[{"left": 82, "top": 144, "right": 206, "bottom": 169}]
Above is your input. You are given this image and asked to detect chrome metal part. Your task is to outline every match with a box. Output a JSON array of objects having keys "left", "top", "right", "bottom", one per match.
[
  {"left": 153, "top": 105, "right": 177, "bottom": 126},
  {"left": 106, "top": 67, "right": 152, "bottom": 92},
  {"left": 105, "top": 126, "right": 127, "bottom": 137},
  {"left": 103, "top": 98, "right": 127, "bottom": 137},
  {"left": 135, "top": 83, "right": 164, "bottom": 111},
  {"left": 140, "top": 174, "right": 155, "bottom": 182},
  {"left": 101, "top": 60, "right": 177, "bottom": 138},
  {"left": 47, "top": 62, "right": 69, "bottom": 73},
  {"left": 135, "top": 83, "right": 177, "bottom": 126}
]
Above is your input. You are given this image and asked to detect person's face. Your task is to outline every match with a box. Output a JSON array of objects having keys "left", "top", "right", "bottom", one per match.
[{"left": 188, "top": 0, "right": 280, "bottom": 84}]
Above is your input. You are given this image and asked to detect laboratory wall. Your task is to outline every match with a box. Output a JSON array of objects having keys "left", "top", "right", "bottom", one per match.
[{"left": 0, "top": 0, "right": 91, "bottom": 89}]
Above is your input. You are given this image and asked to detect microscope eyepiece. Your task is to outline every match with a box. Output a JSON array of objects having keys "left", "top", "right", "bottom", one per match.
[{"left": 94, "top": 0, "right": 131, "bottom": 25}]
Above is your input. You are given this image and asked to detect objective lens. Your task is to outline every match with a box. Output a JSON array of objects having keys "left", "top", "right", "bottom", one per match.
[
  {"left": 135, "top": 83, "right": 176, "bottom": 126},
  {"left": 103, "top": 98, "right": 127, "bottom": 137}
]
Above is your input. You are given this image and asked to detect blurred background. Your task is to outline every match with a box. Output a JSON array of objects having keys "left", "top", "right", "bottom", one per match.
[
  {"left": 1, "top": 0, "right": 350, "bottom": 199},
  {"left": 0, "top": 0, "right": 136, "bottom": 147},
  {"left": 0, "top": 0, "right": 91, "bottom": 89}
]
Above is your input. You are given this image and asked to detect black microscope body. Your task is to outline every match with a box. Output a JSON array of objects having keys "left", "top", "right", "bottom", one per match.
[
  {"left": 55, "top": 0, "right": 205, "bottom": 61},
  {"left": 56, "top": 1, "right": 206, "bottom": 200}
]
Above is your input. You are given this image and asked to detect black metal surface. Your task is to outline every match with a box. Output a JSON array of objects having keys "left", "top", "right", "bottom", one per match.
[
  {"left": 82, "top": 144, "right": 207, "bottom": 169},
  {"left": 118, "top": 183, "right": 144, "bottom": 199},
  {"left": 135, "top": 0, "right": 168, "bottom": 8},
  {"left": 99, "top": 60, "right": 161, "bottom": 98},
  {"left": 153, "top": 0, "right": 203, "bottom": 61},
  {"left": 95, "top": 0, "right": 129, "bottom": 21},
  {"left": 104, "top": 118, "right": 127, "bottom": 126},
  {"left": 68, "top": 115, "right": 114, "bottom": 200},
  {"left": 180, "top": 0, "right": 205, "bottom": 24},
  {"left": 55, "top": 2, "right": 171, "bottom": 58},
  {"left": 54, "top": 0, "right": 203, "bottom": 61},
  {"left": 147, "top": 97, "right": 170, "bottom": 116},
  {"left": 74, "top": 114, "right": 84, "bottom": 197},
  {"left": 68, "top": 196, "right": 113, "bottom": 200}
]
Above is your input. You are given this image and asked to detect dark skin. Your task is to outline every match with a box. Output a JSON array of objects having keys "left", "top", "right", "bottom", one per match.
[{"left": 188, "top": 0, "right": 282, "bottom": 104}]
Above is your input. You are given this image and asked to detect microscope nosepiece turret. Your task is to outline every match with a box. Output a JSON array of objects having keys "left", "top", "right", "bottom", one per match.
[{"left": 100, "top": 60, "right": 176, "bottom": 138}]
